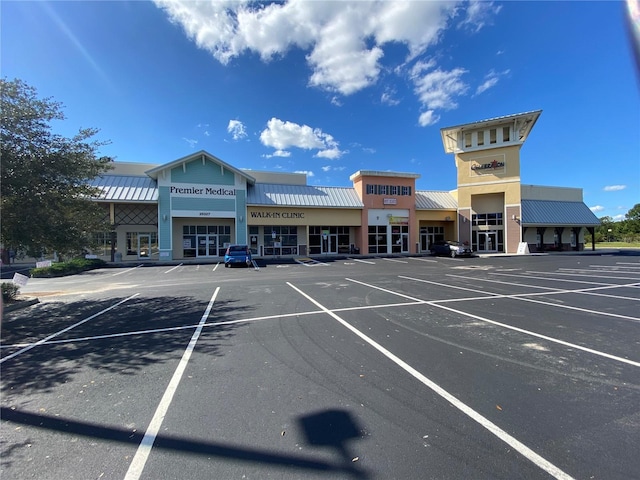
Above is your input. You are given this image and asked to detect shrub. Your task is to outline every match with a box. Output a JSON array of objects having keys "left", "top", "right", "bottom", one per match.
[
  {"left": 1, "top": 282, "right": 20, "bottom": 302},
  {"left": 30, "top": 258, "right": 107, "bottom": 278}
]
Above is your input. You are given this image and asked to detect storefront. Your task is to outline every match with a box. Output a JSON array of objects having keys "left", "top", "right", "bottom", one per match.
[
  {"left": 440, "top": 110, "right": 600, "bottom": 253},
  {"left": 89, "top": 110, "right": 599, "bottom": 261}
]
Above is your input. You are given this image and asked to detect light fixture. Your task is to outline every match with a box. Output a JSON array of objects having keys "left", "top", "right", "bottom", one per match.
[{"left": 162, "top": 214, "right": 167, "bottom": 221}]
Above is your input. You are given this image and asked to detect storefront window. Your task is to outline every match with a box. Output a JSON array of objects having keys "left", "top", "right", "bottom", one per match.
[
  {"left": 249, "top": 226, "right": 259, "bottom": 255},
  {"left": 91, "top": 232, "right": 115, "bottom": 256},
  {"left": 264, "top": 226, "right": 298, "bottom": 255},
  {"left": 308, "top": 226, "right": 350, "bottom": 254},
  {"left": 368, "top": 225, "right": 388, "bottom": 254},
  {"left": 472, "top": 213, "right": 503, "bottom": 226},
  {"left": 419, "top": 226, "right": 444, "bottom": 251},
  {"left": 182, "top": 225, "right": 231, "bottom": 257},
  {"left": 126, "top": 232, "right": 158, "bottom": 257}
]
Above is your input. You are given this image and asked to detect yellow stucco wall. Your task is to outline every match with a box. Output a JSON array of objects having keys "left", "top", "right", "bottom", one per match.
[{"left": 247, "top": 207, "right": 362, "bottom": 225}]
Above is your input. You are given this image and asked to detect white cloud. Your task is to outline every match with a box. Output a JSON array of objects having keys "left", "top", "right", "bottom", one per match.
[
  {"left": 603, "top": 185, "right": 627, "bottom": 191},
  {"left": 411, "top": 62, "right": 469, "bottom": 112},
  {"left": 613, "top": 214, "right": 625, "bottom": 220},
  {"left": 410, "top": 60, "right": 468, "bottom": 122},
  {"left": 295, "top": 170, "right": 314, "bottom": 177},
  {"left": 475, "top": 69, "right": 510, "bottom": 95},
  {"left": 418, "top": 110, "right": 440, "bottom": 127},
  {"left": 263, "top": 149, "right": 291, "bottom": 159},
  {"left": 153, "top": 0, "right": 496, "bottom": 107},
  {"left": 315, "top": 148, "right": 343, "bottom": 160},
  {"left": 182, "top": 137, "right": 198, "bottom": 148},
  {"left": 590, "top": 205, "right": 605, "bottom": 212},
  {"left": 458, "top": 1, "right": 502, "bottom": 32},
  {"left": 260, "top": 117, "right": 344, "bottom": 158},
  {"left": 227, "top": 119, "right": 248, "bottom": 140},
  {"left": 381, "top": 88, "right": 400, "bottom": 106}
]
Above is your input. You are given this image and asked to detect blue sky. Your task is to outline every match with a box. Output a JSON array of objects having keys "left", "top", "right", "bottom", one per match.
[{"left": 2, "top": 1, "right": 639, "bottom": 220}]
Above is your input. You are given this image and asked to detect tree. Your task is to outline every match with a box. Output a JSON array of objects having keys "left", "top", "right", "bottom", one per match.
[
  {"left": 623, "top": 203, "right": 640, "bottom": 241},
  {"left": 1, "top": 78, "right": 113, "bottom": 259}
]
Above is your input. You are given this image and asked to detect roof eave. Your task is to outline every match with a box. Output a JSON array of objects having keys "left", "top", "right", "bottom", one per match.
[{"left": 145, "top": 150, "right": 256, "bottom": 185}]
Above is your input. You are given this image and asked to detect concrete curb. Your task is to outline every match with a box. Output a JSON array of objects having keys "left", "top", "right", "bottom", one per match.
[{"left": 3, "top": 297, "right": 40, "bottom": 313}]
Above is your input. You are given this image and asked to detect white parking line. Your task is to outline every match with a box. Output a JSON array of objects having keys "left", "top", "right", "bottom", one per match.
[
  {"left": 124, "top": 287, "right": 220, "bottom": 480},
  {"left": 348, "top": 277, "right": 640, "bottom": 367},
  {"left": 527, "top": 270, "right": 640, "bottom": 281},
  {"left": 287, "top": 281, "right": 575, "bottom": 480},
  {"left": 398, "top": 275, "right": 640, "bottom": 322},
  {"left": 295, "top": 258, "right": 329, "bottom": 266},
  {"left": 0, "top": 294, "right": 140, "bottom": 364},
  {"left": 0, "top": 300, "right": 429, "bottom": 350},
  {"left": 111, "top": 265, "right": 143, "bottom": 276},
  {"left": 410, "top": 257, "right": 438, "bottom": 263},
  {"left": 591, "top": 264, "right": 640, "bottom": 270},
  {"left": 558, "top": 267, "right": 640, "bottom": 276},
  {"left": 351, "top": 258, "right": 376, "bottom": 264},
  {"left": 164, "top": 263, "right": 183, "bottom": 274},
  {"left": 446, "top": 274, "right": 640, "bottom": 302},
  {"left": 383, "top": 258, "right": 408, "bottom": 263},
  {"left": 490, "top": 272, "right": 615, "bottom": 287}
]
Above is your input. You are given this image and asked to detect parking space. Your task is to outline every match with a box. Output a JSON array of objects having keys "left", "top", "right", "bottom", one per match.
[{"left": 1, "top": 253, "right": 639, "bottom": 479}]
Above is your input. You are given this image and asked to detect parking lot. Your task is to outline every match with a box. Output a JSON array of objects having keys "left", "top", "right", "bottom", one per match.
[{"left": 1, "top": 252, "right": 639, "bottom": 479}]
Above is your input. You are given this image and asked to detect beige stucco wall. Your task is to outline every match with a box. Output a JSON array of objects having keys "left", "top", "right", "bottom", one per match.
[
  {"left": 456, "top": 145, "right": 521, "bottom": 187},
  {"left": 415, "top": 211, "right": 456, "bottom": 221},
  {"left": 110, "top": 162, "right": 158, "bottom": 176},
  {"left": 521, "top": 184, "right": 583, "bottom": 201},
  {"left": 457, "top": 181, "right": 521, "bottom": 209}
]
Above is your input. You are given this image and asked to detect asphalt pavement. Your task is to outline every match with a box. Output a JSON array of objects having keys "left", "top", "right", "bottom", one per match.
[{"left": 1, "top": 252, "right": 639, "bottom": 479}]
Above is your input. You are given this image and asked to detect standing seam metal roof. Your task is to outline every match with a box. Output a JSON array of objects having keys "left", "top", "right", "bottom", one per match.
[
  {"left": 521, "top": 200, "right": 600, "bottom": 226},
  {"left": 247, "top": 184, "right": 363, "bottom": 207},
  {"left": 415, "top": 191, "right": 457, "bottom": 210},
  {"left": 89, "top": 175, "right": 158, "bottom": 202}
]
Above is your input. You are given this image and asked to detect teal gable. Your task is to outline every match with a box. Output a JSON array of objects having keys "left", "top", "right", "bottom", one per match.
[
  {"left": 171, "top": 159, "right": 235, "bottom": 185},
  {"left": 146, "top": 151, "right": 256, "bottom": 260}
]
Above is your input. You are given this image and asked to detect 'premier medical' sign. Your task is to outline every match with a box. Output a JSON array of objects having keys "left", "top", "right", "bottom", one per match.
[{"left": 169, "top": 185, "right": 236, "bottom": 198}]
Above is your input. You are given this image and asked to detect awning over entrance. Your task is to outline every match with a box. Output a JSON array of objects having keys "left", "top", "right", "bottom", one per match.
[{"left": 521, "top": 200, "right": 600, "bottom": 226}]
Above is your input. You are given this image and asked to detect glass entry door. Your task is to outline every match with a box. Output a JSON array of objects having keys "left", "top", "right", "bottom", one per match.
[
  {"left": 322, "top": 233, "right": 338, "bottom": 254},
  {"left": 392, "top": 226, "right": 409, "bottom": 253},
  {"left": 420, "top": 227, "right": 445, "bottom": 253},
  {"left": 478, "top": 232, "right": 497, "bottom": 252},
  {"left": 197, "top": 235, "right": 218, "bottom": 257},
  {"left": 138, "top": 234, "right": 151, "bottom": 258}
]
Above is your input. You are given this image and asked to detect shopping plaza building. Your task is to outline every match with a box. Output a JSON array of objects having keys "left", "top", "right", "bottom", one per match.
[{"left": 90, "top": 110, "right": 600, "bottom": 261}]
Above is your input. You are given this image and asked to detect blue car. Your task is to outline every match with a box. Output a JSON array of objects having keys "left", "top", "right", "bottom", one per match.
[{"left": 224, "top": 244, "right": 252, "bottom": 267}]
